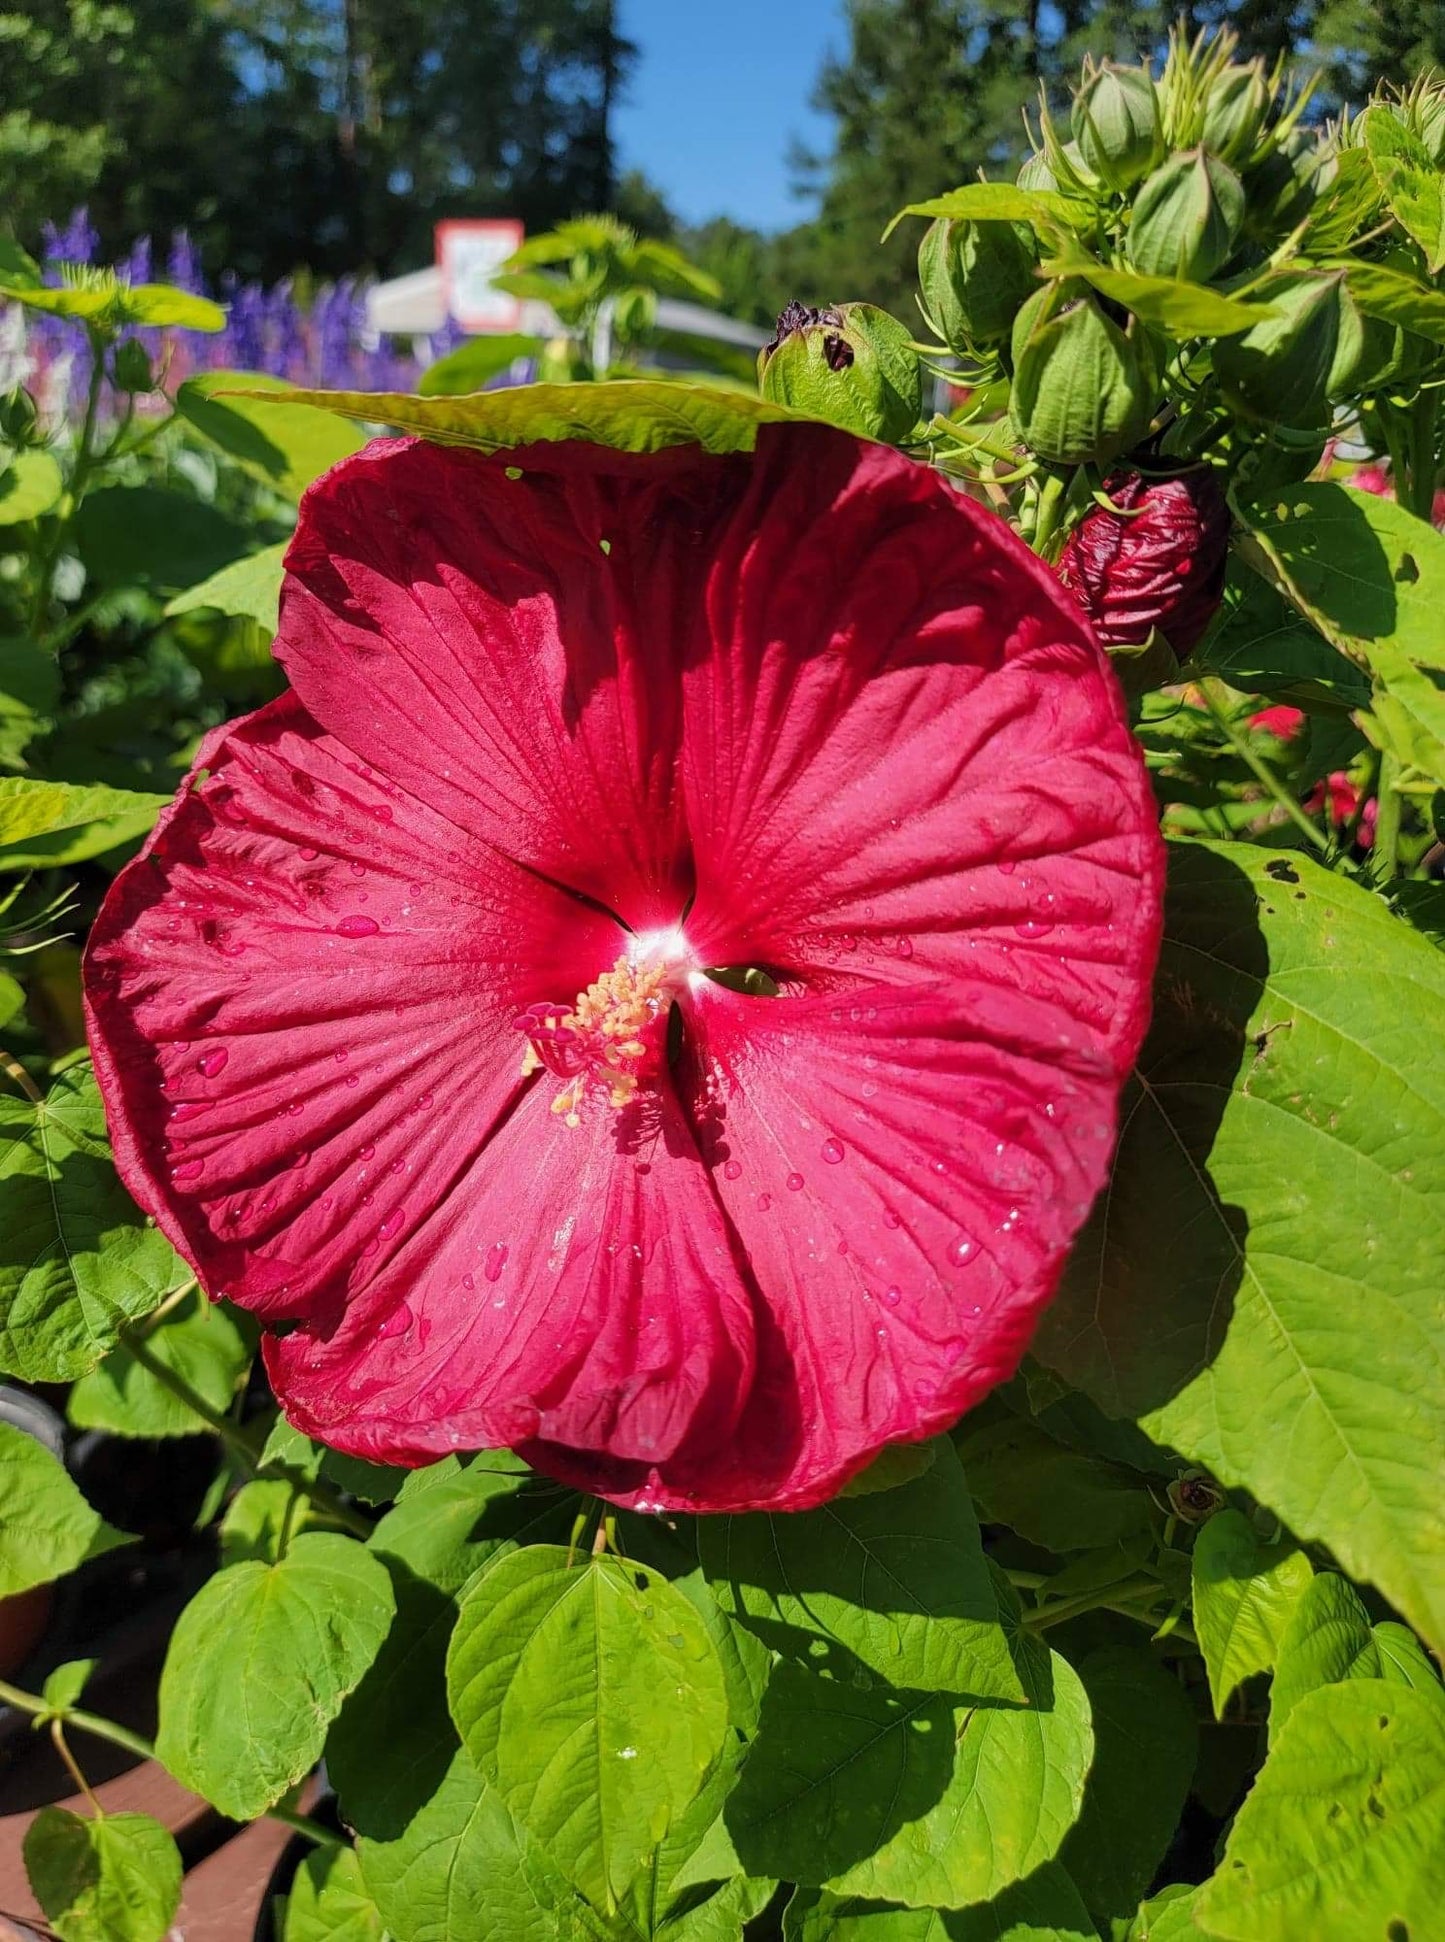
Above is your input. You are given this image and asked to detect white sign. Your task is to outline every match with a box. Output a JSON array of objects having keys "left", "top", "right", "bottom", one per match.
[{"left": 436, "top": 220, "right": 525, "bottom": 333}]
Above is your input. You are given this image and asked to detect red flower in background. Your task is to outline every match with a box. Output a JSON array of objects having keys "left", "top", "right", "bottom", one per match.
[
  {"left": 1305, "top": 771, "right": 1377, "bottom": 847},
  {"left": 1249, "top": 704, "right": 1305, "bottom": 739},
  {"left": 84, "top": 426, "right": 1162, "bottom": 1512},
  {"left": 1057, "top": 469, "right": 1231, "bottom": 659}
]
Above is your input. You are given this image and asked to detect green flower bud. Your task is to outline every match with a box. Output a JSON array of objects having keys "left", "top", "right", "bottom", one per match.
[
  {"left": 1202, "top": 61, "right": 1273, "bottom": 166},
  {"left": 1416, "top": 84, "right": 1445, "bottom": 167},
  {"left": 1072, "top": 63, "right": 1162, "bottom": 191},
  {"left": 112, "top": 338, "right": 155, "bottom": 394},
  {"left": 1009, "top": 279, "right": 1158, "bottom": 466},
  {"left": 1213, "top": 272, "right": 1341, "bottom": 427},
  {"left": 0, "top": 387, "right": 41, "bottom": 447},
  {"left": 1017, "top": 150, "right": 1060, "bottom": 193},
  {"left": 1127, "top": 149, "right": 1245, "bottom": 283},
  {"left": 1244, "top": 128, "right": 1337, "bottom": 241},
  {"left": 759, "top": 301, "right": 922, "bottom": 444},
  {"left": 918, "top": 218, "right": 1038, "bottom": 351}
]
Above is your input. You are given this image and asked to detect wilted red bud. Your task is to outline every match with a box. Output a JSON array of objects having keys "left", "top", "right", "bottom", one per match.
[{"left": 1056, "top": 468, "right": 1231, "bottom": 659}]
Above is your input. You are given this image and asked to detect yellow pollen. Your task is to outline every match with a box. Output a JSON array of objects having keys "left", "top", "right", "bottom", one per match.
[{"left": 522, "top": 952, "right": 674, "bottom": 1127}]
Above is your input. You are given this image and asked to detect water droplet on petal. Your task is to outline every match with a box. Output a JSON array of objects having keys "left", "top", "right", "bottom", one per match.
[
  {"left": 359, "top": 1144, "right": 376, "bottom": 1160},
  {"left": 376, "top": 1302, "right": 413, "bottom": 1339},
  {"left": 723, "top": 1159, "right": 742, "bottom": 1181},
  {"left": 484, "top": 1242, "right": 509, "bottom": 1283},
  {"left": 884, "top": 1285, "right": 902, "bottom": 1306},
  {"left": 462, "top": 1272, "right": 475, "bottom": 1290},
  {"left": 378, "top": 1207, "right": 406, "bottom": 1240},
  {"left": 948, "top": 1234, "right": 977, "bottom": 1268},
  {"left": 1015, "top": 920, "right": 1055, "bottom": 940},
  {"left": 756, "top": 1192, "right": 772, "bottom": 1212},
  {"left": 171, "top": 1157, "right": 205, "bottom": 1182},
  {"left": 196, "top": 1047, "right": 228, "bottom": 1078},
  {"left": 998, "top": 859, "right": 1017, "bottom": 876},
  {"left": 336, "top": 914, "right": 380, "bottom": 938},
  {"left": 883, "top": 1207, "right": 902, "bottom": 1229},
  {"left": 896, "top": 937, "right": 913, "bottom": 960},
  {"left": 372, "top": 803, "right": 394, "bottom": 822},
  {"left": 821, "top": 1138, "right": 845, "bottom": 1165},
  {"left": 786, "top": 1171, "right": 805, "bottom": 1191}
]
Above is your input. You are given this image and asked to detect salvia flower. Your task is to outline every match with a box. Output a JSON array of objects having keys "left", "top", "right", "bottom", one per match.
[
  {"left": 85, "top": 425, "right": 1163, "bottom": 1512},
  {"left": 1057, "top": 468, "right": 1230, "bottom": 659}
]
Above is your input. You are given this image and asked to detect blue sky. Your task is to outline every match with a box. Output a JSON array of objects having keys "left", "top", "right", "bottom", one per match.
[{"left": 614, "top": 1, "right": 845, "bottom": 233}]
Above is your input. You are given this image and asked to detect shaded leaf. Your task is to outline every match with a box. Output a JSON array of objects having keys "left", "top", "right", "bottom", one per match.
[
  {"left": 1191, "top": 1511, "right": 1314, "bottom": 1716},
  {"left": 1270, "top": 1572, "right": 1381, "bottom": 1741},
  {"left": 74, "top": 484, "right": 251, "bottom": 592},
  {"left": 165, "top": 541, "right": 286, "bottom": 635},
  {"left": 23, "top": 1807, "right": 181, "bottom": 1942},
  {"left": 786, "top": 1865, "right": 1098, "bottom": 1938},
  {"left": 68, "top": 1287, "right": 255, "bottom": 1438},
  {"left": 0, "top": 449, "right": 63, "bottom": 525},
  {"left": 1036, "top": 841, "right": 1445, "bottom": 1658},
  {"left": 419, "top": 335, "right": 545, "bottom": 395},
  {"left": 177, "top": 373, "right": 366, "bottom": 498},
  {"left": 1189, "top": 559, "right": 1368, "bottom": 707},
  {"left": 0, "top": 1419, "right": 127, "bottom": 1595},
  {"left": 0, "top": 1062, "right": 186, "bottom": 1380},
  {"left": 955, "top": 1411, "right": 1154, "bottom": 1555},
  {"left": 699, "top": 1439, "right": 1021, "bottom": 1697}
]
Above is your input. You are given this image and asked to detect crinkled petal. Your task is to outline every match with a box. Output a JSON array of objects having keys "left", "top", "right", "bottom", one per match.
[
  {"left": 264, "top": 1076, "right": 758, "bottom": 1476},
  {"left": 677, "top": 428, "right": 1161, "bottom": 1066},
  {"left": 85, "top": 694, "right": 621, "bottom": 1320}
]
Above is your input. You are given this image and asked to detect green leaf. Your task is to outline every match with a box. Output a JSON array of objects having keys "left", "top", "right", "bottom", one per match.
[
  {"left": 329, "top": 1462, "right": 579, "bottom": 1841},
  {"left": 318, "top": 1448, "right": 409, "bottom": 1506},
  {"left": 1238, "top": 482, "right": 1445, "bottom": 672},
  {"left": 418, "top": 335, "right": 545, "bottom": 396},
  {"left": 23, "top": 1807, "right": 182, "bottom": 1942},
  {"left": 698, "top": 1438, "right": 1022, "bottom": 1698},
  {"left": 837, "top": 1440, "right": 939, "bottom": 1497},
  {"left": 1059, "top": 1645, "right": 1197, "bottom": 1921},
  {"left": 223, "top": 378, "right": 814, "bottom": 457},
  {"left": 1189, "top": 559, "right": 1369, "bottom": 707},
  {"left": 357, "top": 1749, "right": 607, "bottom": 1942},
  {"left": 1373, "top": 1621, "right": 1443, "bottom": 1692},
  {"left": 1198, "top": 1679, "right": 1445, "bottom": 1940},
  {"left": 786, "top": 1865, "right": 1098, "bottom": 1939},
  {"left": 68, "top": 1288, "right": 255, "bottom": 1438},
  {"left": 890, "top": 182, "right": 1078, "bottom": 234},
  {"left": 0, "top": 776, "right": 167, "bottom": 848},
  {"left": 1115, "top": 1882, "right": 1209, "bottom": 1940},
  {"left": 1361, "top": 106, "right": 1445, "bottom": 273},
  {"left": 42, "top": 1658, "right": 97, "bottom": 1713},
  {"left": 0, "top": 635, "right": 63, "bottom": 768},
  {"left": 0, "top": 970, "right": 22, "bottom": 1027},
  {"left": 1044, "top": 251, "right": 1276, "bottom": 336},
  {"left": 176, "top": 372, "right": 366, "bottom": 499},
  {"left": 1270, "top": 1572, "right": 1381, "bottom": 1741},
  {"left": 1335, "top": 259, "right": 1445, "bottom": 348},
  {"left": 156, "top": 1530, "right": 394, "bottom": 1819},
  {"left": 726, "top": 1629, "right": 1093, "bottom": 1909},
  {"left": 120, "top": 284, "right": 226, "bottom": 332},
  {"left": 218, "top": 1478, "right": 324, "bottom": 1568},
  {"left": 164, "top": 540, "right": 286, "bottom": 635},
  {"left": 446, "top": 1544, "right": 730, "bottom": 1907},
  {"left": 1035, "top": 840, "right": 1445, "bottom": 1659},
  {"left": 1358, "top": 641, "right": 1445, "bottom": 788},
  {"left": 0, "top": 1420, "right": 127, "bottom": 1595},
  {"left": 1191, "top": 1511, "right": 1315, "bottom": 1716},
  {"left": 953, "top": 1411, "right": 1155, "bottom": 1554},
  {"left": 0, "top": 239, "right": 40, "bottom": 286},
  {"left": 0, "top": 1062, "right": 187, "bottom": 1381},
  {"left": 74, "top": 484, "right": 252, "bottom": 593},
  {"left": 0, "top": 449, "right": 64, "bottom": 524},
  {"left": 282, "top": 1845, "right": 386, "bottom": 1942}
]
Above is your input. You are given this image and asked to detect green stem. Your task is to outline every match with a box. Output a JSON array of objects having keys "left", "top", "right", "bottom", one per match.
[
  {"left": 0, "top": 1678, "right": 341, "bottom": 1845},
  {"left": 117, "top": 1324, "right": 371, "bottom": 1539},
  {"left": 1198, "top": 679, "right": 1328, "bottom": 853},
  {"left": 28, "top": 328, "right": 107, "bottom": 634},
  {"left": 1373, "top": 748, "right": 1403, "bottom": 881},
  {"left": 1028, "top": 468, "right": 1069, "bottom": 560},
  {"left": 1024, "top": 1574, "right": 1166, "bottom": 1634},
  {"left": 1404, "top": 390, "right": 1439, "bottom": 523}
]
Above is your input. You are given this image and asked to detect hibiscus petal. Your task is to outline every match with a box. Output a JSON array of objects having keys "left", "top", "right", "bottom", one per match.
[
  {"left": 647, "top": 973, "right": 1124, "bottom": 1509},
  {"left": 85, "top": 693, "right": 621, "bottom": 1320},
  {"left": 264, "top": 1076, "right": 758, "bottom": 1478},
  {"left": 276, "top": 436, "right": 746, "bottom": 932},
  {"left": 678, "top": 427, "right": 1162, "bottom": 1065}
]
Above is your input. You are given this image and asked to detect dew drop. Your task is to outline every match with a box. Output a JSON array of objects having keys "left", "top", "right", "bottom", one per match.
[
  {"left": 462, "top": 1272, "right": 475, "bottom": 1290},
  {"left": 196, "top": 1047, "right": 228, "bottom": 1078},
  {"left": 757, "top": 1193, "right": 772, "bottom": 1212},
  {"left": 299, "top": 847, "right": 320, "bottom": 862},
  {"left": 883, "top": 1207, "right": 902, "bottom": 1229},
  {"left": 345, "top": 1073, "right": 359, "bottom": 1087},
  {"left": 786, "top": 1171, "right": 805, "bottom": 1191},
  {"left": 376, "top": 1302, "right": 413, "bottom": 1339},
  {"left": 896, "top": 937, "right": 913, "bottom": 960},
  {"left": 378, "top": 1207, "right": 406, "bottom": 1240},
  {"left": 821, "top": 1138, "right": 845, "bottom": 1165},
  {"left": 171, "top": 1157, "right": 204, "bottom": 1182},
  {"left": 724, "top": 1159, "right": 743, "bottom": 1181},
  {"left": 359, "top": 1144, "right": 376, "bottom": 1160},
  {"left": 418, "top": 1091, "right": 434, "bottom": 1108},
  {"left": 884, "top": 1285, "right": 902, "bottom": 1306},
  {"left": 998, "top": 859, "right": 1017, "bottom": 876},
  {"left": 1015, "top": 920, "right": 1055, "bottom": 940},
  {"left": 336, "top": 914, "right": 380, "bottom": 938},
  {"left": 349, "top": 861, "right": 367, "bottom": 877},
  {"left": 334, "top": 1049, "right": 348, "bottom": 1063},
  {"left": 372, "top": 803, "right": 394, "bottom": 822},
  {"left": 169, "top": 1100, "right": 206, "bottom": 1123},
  {"left": 948, "top": 1234, "right": 977, "bottom": 1268},
  {"left": 484, "top": 1242, "right": 509, "bottom": 1283}
]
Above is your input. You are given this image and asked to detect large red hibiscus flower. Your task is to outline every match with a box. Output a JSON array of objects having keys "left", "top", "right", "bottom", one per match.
[{"left": 85, "top": 422, "right": 1163, "bottom": 1512}]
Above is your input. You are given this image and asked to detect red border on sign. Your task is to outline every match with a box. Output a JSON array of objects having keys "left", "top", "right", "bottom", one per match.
[{"left": 436, "top": 220, "right": 526, "bottom": 332}]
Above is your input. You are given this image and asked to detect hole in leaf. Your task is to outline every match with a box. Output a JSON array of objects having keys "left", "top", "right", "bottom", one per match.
[
  {"left": 1379, "top": 1716, "right": 1391, "bottom": 1729},
  {"left": 1387, "top": 1922, "right": 1409, "bottom": 1941},
  {"left": 1265, "top": 860, "right": 1300, "bottom": 883},
  {"left": 633, "top": 1570, "right": 649, "bottom": 1591},
  {"left": 1395, "top": 553, "right": 1420, "bottom": 585}
]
